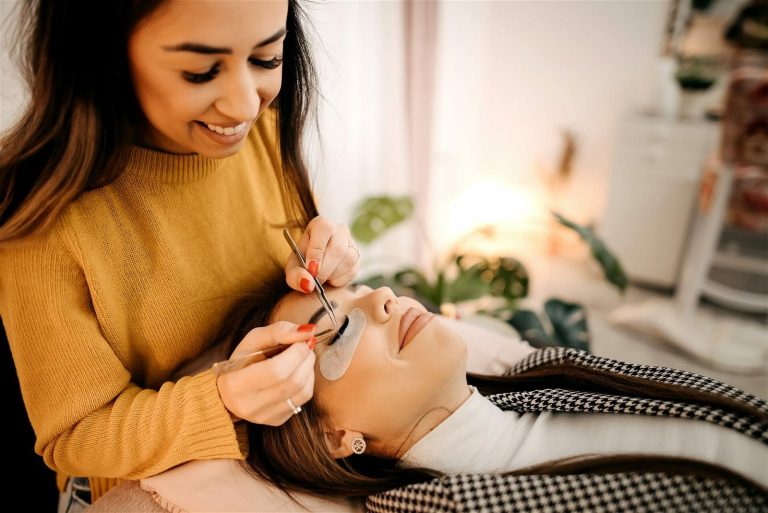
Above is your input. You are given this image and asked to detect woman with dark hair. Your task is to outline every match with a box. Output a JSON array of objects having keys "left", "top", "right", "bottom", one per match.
[
  {"left": 213, "top": 277, "right": 768, "bottom": 512},
  {"left": 0, "top": 1, "right": 359, "bottom": 510}
]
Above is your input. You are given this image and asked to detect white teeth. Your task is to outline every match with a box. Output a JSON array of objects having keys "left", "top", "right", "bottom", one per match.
[{"left": 204, "top": 121, "right": 247, "bottom": 136}]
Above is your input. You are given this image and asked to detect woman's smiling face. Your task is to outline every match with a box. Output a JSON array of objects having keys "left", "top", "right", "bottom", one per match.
[
  {"left": 272, "top": 285, "right": 468, "bottom": 455},
  {"left": 128, "top": 0, "right": 287, "bottom": 157}
]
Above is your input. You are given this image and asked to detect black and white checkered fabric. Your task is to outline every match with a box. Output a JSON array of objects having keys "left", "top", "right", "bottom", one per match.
[
  {"left": 367, "top": 472, "right": 768, "bottom": 513},
  {"left": 488, "top": 389, "right": 768, "bottom": 445},
  {"left": 366, "top": 348, "right": 768, "bottom": 513},
  {"left": 506, "top": 347, "right": 768, "bottom": 412},
  {"left": 493, "top": 348, "right": 768, "bottom": 444}
]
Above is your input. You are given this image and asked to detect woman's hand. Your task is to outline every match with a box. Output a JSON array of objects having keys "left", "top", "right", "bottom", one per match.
[
  {"left": 285, "top": 216, "right": 360, "bottom": 292},
  {"left": 216, "top": 322, "right": 317, "bottom": 426}
]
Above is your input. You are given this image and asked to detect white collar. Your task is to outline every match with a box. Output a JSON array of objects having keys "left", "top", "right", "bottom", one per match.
[{"left": 400, "top": 386, "right": 516, "bottom": 473}]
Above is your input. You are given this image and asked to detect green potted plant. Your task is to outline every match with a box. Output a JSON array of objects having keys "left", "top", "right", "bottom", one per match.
[
  {"left": 675, "top": 55, "right": 722, "bottom": 119},
  {"left": 349, "top": 196, "right": 627, "bottom": 352}
]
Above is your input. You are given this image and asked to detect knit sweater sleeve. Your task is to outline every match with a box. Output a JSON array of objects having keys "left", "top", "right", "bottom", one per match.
[{"left": 0, "top": 227, "right": 243, "bottom": 479}]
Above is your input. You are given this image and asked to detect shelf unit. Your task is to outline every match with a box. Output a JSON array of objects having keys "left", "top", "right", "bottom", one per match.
[
  {"left": 600, "top": 114, "right": 720, "bottom": 288},
  {"left": 704, "top": 218, "right": 768, "bottom": 313}
]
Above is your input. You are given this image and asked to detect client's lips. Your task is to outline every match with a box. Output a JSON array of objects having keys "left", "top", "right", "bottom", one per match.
[{"left": 398, "top": 308, "right": 434, "bottom": 351}]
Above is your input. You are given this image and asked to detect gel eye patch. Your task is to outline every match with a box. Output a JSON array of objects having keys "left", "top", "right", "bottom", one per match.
[{"left": 319, "top": 308, "right": 365, "bottom": 380}]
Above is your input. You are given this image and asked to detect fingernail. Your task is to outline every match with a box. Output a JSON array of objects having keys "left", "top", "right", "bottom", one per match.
[
  {"left": 306, "top": 336, "right": 318, "bottom": 350},
  {"left": 297, "top": 323, "right": 315, "bottom": 332},
  {"left": 300, "top": 278, "right": 312, "bottom": 293},
  {"left": 308, "top": 260, "right": 319, "bottom": 278}
]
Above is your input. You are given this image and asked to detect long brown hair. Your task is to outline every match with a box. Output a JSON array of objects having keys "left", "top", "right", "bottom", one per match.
[
  {"left": 0, "top": 0, "right": 318, "bottom": 247},
  {"left": 215, "top": 276, "right": 768, "bottom": 499}
]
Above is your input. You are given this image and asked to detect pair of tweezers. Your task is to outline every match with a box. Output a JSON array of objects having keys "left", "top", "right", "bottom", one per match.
[
  {"left": 212, "top": 328, "right": 335, "bottom": 376},
  {"left": 210, "top": 230, "right": 340, "bottom": 377},
  {"left": 282, "top": 228, "right": 338, "bottom": 327}
]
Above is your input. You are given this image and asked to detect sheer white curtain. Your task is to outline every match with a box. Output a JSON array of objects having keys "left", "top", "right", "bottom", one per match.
[
  {"left": 0, "top": 3, "right": 25, "bottom": 133},
  {"left": 306, "top": 1, "right": 416, "bottom": 273},
  {"left": 310, "top": 1, "right": 669, "bottom": 270},
  {"left": 404, "top": 0, "right": 439, "bottom": 270}
]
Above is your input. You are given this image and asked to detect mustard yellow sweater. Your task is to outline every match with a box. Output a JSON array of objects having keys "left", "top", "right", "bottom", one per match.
[{"left": 0, "top": 110, "right": 295, "bottom": 500}]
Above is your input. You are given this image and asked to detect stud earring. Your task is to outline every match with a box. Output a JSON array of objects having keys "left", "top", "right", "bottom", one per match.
[{"left": 351, "top": 437, "right": 366, "bottom": 455}]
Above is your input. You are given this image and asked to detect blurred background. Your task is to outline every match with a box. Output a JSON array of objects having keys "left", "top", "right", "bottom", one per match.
[
  {"left": 301, "top": 0, "right": 745, "bottom": 261},
  {"left": 1, "top": 0, "right": 766, "bottom": 509},
  {"left": 297, "top": 0, "right": 767, "bottom": 395}
]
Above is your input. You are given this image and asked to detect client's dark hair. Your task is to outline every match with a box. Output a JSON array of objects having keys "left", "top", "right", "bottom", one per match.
[{"left": 216, "top": 271, "right": 768, "bottom": 499}]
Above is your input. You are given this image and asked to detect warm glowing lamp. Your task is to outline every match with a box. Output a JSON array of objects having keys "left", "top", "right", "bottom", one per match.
[{"left": 442, "top": 179, "right": 548, "bottom": 258}]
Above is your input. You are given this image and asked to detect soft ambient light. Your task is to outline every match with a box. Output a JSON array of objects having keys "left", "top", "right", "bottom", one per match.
[
  {"left": 449, "top": 181, "right": 540, "bottom": 232},
  {"left": 441, "top": 180, "right": 547, "bottom": 255}
]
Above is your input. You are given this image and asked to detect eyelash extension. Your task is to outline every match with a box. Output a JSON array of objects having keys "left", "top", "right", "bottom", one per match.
[
  {"left": 249, "top": 56, "right": 284, "bottom": 70},
  {"left": 182, "top": 63, "right": 222, "bottom": 84},
  {"left": 329, "top": 316, "right": 349, "bottom": 346},
  {"left": 182, "top": 56, "right": 283, "bottom": 84}
]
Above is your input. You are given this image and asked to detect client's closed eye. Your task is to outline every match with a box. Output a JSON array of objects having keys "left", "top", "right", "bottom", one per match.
[{"left": 329, "top": 316, "right": 350, "bottom": 345}]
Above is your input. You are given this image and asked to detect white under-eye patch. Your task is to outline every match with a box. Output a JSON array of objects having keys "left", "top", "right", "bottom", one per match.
[{"left": 319, "top": 308, "right": 366, "bottom": 381}]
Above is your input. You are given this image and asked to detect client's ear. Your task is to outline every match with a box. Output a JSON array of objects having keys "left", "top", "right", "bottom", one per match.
[{"left": 323, "top": 428, "right": 364, "bottom": 459}]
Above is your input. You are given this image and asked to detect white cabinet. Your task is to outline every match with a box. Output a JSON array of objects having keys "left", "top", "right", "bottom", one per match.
[{"left": 600, "top": 115, "right": 720, "bottom": 288}]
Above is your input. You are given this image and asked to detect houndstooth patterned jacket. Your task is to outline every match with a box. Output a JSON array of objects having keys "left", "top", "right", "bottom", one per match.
[{"left": 366, "top": 348, "right": 768, "bottom": 513}]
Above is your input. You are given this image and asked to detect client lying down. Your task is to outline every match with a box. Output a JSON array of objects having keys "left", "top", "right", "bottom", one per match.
[{"left": 214, "top": 277, "right": 768, "bottom": 510}]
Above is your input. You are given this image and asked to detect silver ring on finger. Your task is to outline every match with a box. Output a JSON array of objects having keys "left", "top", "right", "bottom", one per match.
[
  {"left": 349, "top": 245, "right": 360, "bottom": 260},
  {"left": 286, "top": 397, "right": 301, "bottom": 415}
]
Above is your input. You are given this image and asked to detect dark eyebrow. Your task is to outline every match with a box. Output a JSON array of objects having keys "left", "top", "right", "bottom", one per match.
[
  {"left": 163, "top": 28, "right": 287, "bottom": 54},
  {"left": 254, "top": 28, "right": 287, "bottom": 47},
  {"left": 305, "top": 282, "right": 362, "bottom": 324},
  {"left": 308, "top": 300, "right": 338, "bottom": 326}
]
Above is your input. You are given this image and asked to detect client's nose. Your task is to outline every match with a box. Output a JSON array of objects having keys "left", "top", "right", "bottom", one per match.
[{"left": 369, "top": 287, "right": 397, "bottom": 323}]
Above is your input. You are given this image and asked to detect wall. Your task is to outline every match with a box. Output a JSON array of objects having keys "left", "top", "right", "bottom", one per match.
[
  {"left": 0, "top": 1, "right": 678, "bottom": 266},
  {"left": 429, "top": 0, "right": 670, "bottom": 254},
  {"left": 301, "top": 1, "right": 416, "bottom": 273}
]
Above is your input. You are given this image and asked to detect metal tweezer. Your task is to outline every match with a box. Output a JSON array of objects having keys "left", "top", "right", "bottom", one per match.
[
  {"left": 212, "top": 328, "right": 335, "bottom": 376},
  {"left": 282, "top": 228, "right": 339, "bottom": 327}
]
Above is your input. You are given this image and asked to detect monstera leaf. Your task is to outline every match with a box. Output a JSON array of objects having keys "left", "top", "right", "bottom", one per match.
[
  {"left": 507, "top": 309, "right": 559, "bottom": 348},
  {"left": 553, "top": 212, "right": 628, "bottom": 293},
  {"left": 361, "top": 270, "right": 441, "bottom": 313},
  {"left": 509, "top": 299, "right": 590, "bottom": 352},
  {"left": 360, "top": 255, "right": 529, "bottom": 314},
  {"left": 350, "top": 196, "right": 414, "bottom": 245},
  {"left": 487, "top": 256, "right": 529, "bottom": 300},
  {"left": 349, "top": 195, "right": 624, "bottom": 353},
  {"left": 394, "top": 268, "right": 442, "bottom": 308},
  {"left": 445, "top": 255, "right": 528, "bottom": 304},
  {"left": 543, "top": 299, "right": 590, "bottom": 351},
  {"left": 445, "top": 256, "right": 493, "bottom": 303}
]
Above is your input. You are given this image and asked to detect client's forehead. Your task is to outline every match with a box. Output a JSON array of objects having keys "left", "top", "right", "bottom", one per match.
[
  {"left": 272, "top": 292, "right": 315, "bottom": 323},
  {"left": 273, "top": 286, "right": 357, "bottom": 325}
]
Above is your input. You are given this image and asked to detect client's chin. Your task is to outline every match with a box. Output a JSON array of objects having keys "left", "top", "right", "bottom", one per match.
[
  {"left": 435, "top": 320, "right": 468, "bottom": 366},
  {"left": 412, "top": 319, "right": 468, "bottom": 385}
]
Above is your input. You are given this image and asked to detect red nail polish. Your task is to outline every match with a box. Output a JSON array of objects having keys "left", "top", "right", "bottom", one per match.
[
  {"left": 308, "top": 260, "right": 319, "bottom": 278},
  {"left": 300, "top": 278, "right": 312, "bottom": 293},
  {"left": 307, "top": 336, "right": 318, "bottom": 350},
  {"left": 297, "top": 323, "right": 315, "bottom": 332}
]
